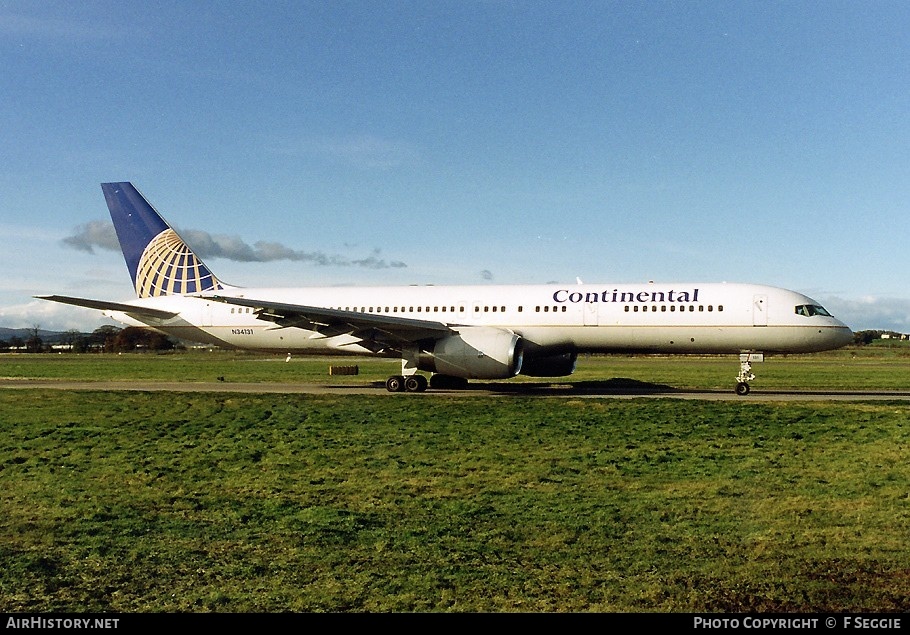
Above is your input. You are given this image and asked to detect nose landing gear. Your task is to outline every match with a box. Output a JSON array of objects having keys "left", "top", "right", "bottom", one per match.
[{"left": 735, "top": 353, "right": 762, "bottom": 396}]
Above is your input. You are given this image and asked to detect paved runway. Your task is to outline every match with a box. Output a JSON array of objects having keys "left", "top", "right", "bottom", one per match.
[{"left": 2, "top": 378, "right": 909, "bottom": 401}]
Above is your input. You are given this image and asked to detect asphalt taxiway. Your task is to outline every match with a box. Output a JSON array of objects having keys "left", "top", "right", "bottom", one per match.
[{"left": 2, "top": 378, "right": 909, "bottom": 401}]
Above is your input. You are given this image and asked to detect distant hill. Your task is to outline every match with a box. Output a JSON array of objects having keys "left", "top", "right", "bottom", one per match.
[{"left": 0, "top": 327, "right": 94, "bottom": 344}]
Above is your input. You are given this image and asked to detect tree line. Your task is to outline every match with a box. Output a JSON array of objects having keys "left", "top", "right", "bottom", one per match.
[
  {"left": 0, "top": 326, "right": 177, "bottom": 353},
  {"left": 853, "top": 330, "right": 908, "bottom": 345}
]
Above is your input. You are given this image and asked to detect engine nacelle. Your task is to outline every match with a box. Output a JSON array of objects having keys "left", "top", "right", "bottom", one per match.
[
  {"left": 520, "top": 352, "right": 578, "bottom": 377},
  {"left": 420, "top": 327, "right": 523, "bottom": 379}
]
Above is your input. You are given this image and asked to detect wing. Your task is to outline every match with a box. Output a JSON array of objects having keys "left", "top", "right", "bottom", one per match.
[
  {"left": 206, "top": 295, "right": 455, "bottom": 353},
  {"left": 36, "top": 295, "right": 179, "bottom": 320}
]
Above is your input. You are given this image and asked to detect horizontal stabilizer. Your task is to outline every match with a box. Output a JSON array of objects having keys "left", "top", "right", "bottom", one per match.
[{"left": 36, "top": 295, "right": 179, "bottom": 320}]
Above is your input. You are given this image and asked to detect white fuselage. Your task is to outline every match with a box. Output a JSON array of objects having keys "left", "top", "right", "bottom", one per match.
[{"left": 106, "top": 282, "right": 853, "bottom": 357}]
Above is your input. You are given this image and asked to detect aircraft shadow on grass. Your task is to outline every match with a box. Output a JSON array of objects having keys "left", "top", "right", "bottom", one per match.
[{"left": 367, "top": 377, "right": 680, "bottom": 395}]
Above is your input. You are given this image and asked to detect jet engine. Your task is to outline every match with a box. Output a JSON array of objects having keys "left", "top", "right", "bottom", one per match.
[{"left": 420, "top": 327, "right": 523, "bottom": 379}]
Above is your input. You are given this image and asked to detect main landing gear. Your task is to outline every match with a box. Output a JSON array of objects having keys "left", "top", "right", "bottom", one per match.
[
  {"left": 386, "top": 348, "right": 431, "bottom": 392},
  {"left": 385, "top": 374, "right": 428, "bottom": 393},
  {"left": 386, "top": 348, "right": 470, "bottom": 392},
  {"left": 735, "top": 354, "right": 761, "bottom": 396},
  {"left": 385, "top": 373, "right": 470, "bottom": 392}
]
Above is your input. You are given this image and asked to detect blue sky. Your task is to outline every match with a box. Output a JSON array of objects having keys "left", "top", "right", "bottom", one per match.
[{"left": 1, "top": 1, "right": 908, "bottom": 333}]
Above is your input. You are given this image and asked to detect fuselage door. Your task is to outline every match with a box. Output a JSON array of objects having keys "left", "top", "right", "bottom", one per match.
[
  {"left": 584, "top": 301, "right": 598, "bottom": 326},
  {"left": 752, "top": 294, "right": 768, "bottom": 326},
  {"left": 201, "top": 299, "right": 213, "bottom": 327}
]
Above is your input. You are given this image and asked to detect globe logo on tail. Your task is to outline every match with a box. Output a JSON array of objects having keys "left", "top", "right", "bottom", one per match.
[{"left": 135, "top": 229, "right": 223, "bottom": 297}]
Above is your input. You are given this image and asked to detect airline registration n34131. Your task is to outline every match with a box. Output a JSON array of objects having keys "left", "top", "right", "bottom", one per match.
[{"left": 40, "top": 183, "right": 853, "bottom": 395}]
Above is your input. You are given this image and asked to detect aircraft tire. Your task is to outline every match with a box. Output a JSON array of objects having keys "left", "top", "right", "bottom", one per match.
[
  {"left": 386, "top": 375, "right": 406, "bottom": 392},
  {"left": 405, "top": 375, "right": 428, "bottom": 392}
]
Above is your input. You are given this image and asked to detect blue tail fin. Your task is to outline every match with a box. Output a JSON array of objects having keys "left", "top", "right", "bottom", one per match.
[{"left": 101, "top": 182, "right": 224, "bottom": 298}]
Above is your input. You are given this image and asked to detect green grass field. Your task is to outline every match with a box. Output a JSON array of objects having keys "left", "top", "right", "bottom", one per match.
[
  {"left": 2, "top": 344, "right": 909, "bottom": 392},
  {"left": 1, "top": 348, "right": 909, "bottom": 612}
]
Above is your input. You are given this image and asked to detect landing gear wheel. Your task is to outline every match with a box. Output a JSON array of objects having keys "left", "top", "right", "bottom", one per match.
[
  {"left": 386, "top": 375, "right": 406, "bottom": 392},
  {"left": 735, "top": 356, "right": 757, "bottom": 396},
  {"left": 405, "top": 375, "right": 428, "bottom": 393}
]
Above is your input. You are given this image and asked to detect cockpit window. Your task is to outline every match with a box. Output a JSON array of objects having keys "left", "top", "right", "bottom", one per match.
[{"left": 795, "top": 304, "right": 832, "bottom": 317}]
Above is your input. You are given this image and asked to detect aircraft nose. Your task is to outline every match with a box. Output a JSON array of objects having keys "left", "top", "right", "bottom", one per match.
[{"left": 834, "top": 324, "right": 854, "bottom": 348}]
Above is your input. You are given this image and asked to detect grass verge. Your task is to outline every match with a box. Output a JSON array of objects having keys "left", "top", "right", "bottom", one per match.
[{"left": 1, "top": 390, "right": 908, "bottom": 611}]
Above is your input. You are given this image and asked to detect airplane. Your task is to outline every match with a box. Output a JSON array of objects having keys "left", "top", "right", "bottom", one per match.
[{"left": 39, "top": 182, "right": 854, "bottom": 395}]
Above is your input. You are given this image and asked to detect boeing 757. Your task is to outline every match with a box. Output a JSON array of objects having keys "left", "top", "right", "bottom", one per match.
[{"left": 39, "top": 182, "right": 854, "bottom": 394}]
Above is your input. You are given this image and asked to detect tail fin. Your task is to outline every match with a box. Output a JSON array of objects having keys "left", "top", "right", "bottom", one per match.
[{"left": 102, "top": 182, "right": 224, "bottom": 298}]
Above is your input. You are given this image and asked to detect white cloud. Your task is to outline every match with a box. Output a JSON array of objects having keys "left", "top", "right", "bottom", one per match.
[
  {"left": 61, "top": 222, "right": 408, "bottom": 268},
  {"left": 0, "top": 299, "right": 112, "bottom": 333},
  {"left": 277, "top": 134, "right": 421, "bottom": 170},
  {"left": 0, "top": 11, "right": 116, "bottom": 40},
  {"left": 822, "top": 295, "right": 910, "bottom": 333}
]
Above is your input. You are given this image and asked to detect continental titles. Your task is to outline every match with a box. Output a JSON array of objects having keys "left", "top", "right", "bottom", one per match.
[{"left": 553, "top": 288, "right": 700, "bottom": 304}]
